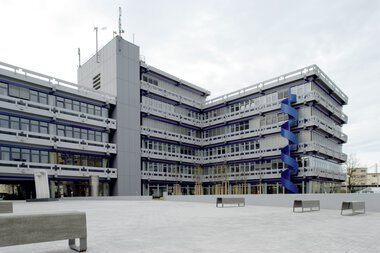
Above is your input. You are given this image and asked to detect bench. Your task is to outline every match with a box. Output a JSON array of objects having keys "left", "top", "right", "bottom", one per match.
[
  {"left": 0, "top": 211, "right": 87, "bottom": 252},
  {"left": 0, "top": 202, "right": 13, "bottom": 213},
  {"left": 293, "top": 200, "right": 320, "bottom": 212},
  {"left": 216, "top": 197, "right": 245, "bottom": 207},
  {"left": 341, "top": 201, "right": 365, "bottom": 215}
]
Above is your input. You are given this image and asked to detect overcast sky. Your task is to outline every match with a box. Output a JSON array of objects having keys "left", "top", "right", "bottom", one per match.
[{"left": 1, "top": 0, "right": 379, "bottom": 169}]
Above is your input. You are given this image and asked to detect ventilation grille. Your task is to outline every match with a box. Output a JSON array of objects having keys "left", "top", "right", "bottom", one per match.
[{"left": 93, "top": 73, "right": 101, "bottom": 90}]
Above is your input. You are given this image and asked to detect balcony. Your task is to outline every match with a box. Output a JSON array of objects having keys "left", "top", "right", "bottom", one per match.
[
  {"left": 0, "top": 127, "right": 116, "bottom": 154},
  {"left": 141, "top": 126, "right": 202, "bottom": 146},
  {"left": 0, "top": 94, "right": 116, "bottom": 129},
  {"left": 141, "top": 170, "right": 195, "bottom": 182},
  {"left": 0, "top": 160, "right": 117, "bottom": 179}
]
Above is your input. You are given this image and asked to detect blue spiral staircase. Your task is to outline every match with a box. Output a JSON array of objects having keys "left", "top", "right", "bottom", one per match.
[{"left": 280, "top": 90, "right": 299, "bottom": 193}]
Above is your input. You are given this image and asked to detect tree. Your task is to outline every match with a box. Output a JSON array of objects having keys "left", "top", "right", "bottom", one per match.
[{"left": 344, "top": 153, "right": 361, "bottom": 193}]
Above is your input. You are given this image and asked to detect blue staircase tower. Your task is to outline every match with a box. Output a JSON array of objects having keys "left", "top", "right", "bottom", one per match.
[{"left": 280, "top": 90, "right": 299, "bottom": 193}]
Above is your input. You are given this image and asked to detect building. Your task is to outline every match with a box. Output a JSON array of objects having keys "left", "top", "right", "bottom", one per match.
[
  {"left": 344, "top": 167, "right": 380, "bottom": 192},
  {"left": 0, "top": 35, "right": 348, "bottom": 198}
]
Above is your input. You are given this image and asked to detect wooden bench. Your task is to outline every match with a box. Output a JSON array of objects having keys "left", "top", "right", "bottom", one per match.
[
  {"left": 216, "top": 197, "right": 245, "bottom": 207},
  {"left": 0, "top": 202, "right": 13, "bottom": 213},
  {"left": 0, "top": 211, "right": 87, "bottom": 252},
  {"left": 341, "top": 201, "right": 365, "bottom": 215},
  {"left": 293, "top": 200, "right": 320, "bottom": 212}
]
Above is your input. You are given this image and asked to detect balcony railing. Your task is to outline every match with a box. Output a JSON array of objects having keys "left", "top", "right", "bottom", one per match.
[{"left": 0, "top": 160, "right": 117, "bottom": 178}]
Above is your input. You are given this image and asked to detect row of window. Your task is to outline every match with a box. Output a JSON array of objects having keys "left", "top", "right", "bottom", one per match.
[
  {"left": 0, "top": 147, "right": 106, "bottom": 167},
  {"left": 0, "top": 115, "right": 104, "bottom": 142},
  {"left": 142, "top": 75, "right": 159, "bottom": 86},
  {"left": 0, "top": 81, "right": 104, "bottom": 117}
]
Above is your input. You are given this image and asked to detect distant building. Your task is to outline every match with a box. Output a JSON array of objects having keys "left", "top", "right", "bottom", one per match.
[
  {"left": 344, "top": 167, "right": 380, "bottom": 192},
  {"left": 0, "top": 36, "right": 348, "bottom": 198}
]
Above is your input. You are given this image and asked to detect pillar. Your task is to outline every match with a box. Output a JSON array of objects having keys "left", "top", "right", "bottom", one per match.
[
  {"left": 90, "top": 176, "right": 99, "bottom": 197},
  {"left": 103, "top": 182, "right": 110, "bottom": 196},
  {"left": 276, "top": 182, "right": 279, "bottom": 194},
  {"left": 50, "top": 180, "right": 56, "bottom": 198},
  {"left": 302, "top": 181, "right": 305, "bottom": 194}
]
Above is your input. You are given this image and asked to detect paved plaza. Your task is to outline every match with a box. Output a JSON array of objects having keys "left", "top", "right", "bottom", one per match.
[{"left": 1, "top": 199, "right": 380, "bottom": 253}]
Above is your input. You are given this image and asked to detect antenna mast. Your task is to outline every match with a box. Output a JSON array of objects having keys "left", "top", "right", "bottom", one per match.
[
  {"left": 118, "top": 7, "right": 125, "bottom": 37},
  {"left": 78, "top": 48, "right": 81, "bottom": 67}
]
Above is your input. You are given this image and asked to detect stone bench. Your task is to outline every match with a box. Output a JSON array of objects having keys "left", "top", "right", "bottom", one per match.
[
  {"left": 0, "top": 202, "right": 13, "bottom": 213},
  {"left": 0, "top": 211, "right": 87, "bottom": 252},
  {"left": 216, "top": 197, "right": 245, "bottom": 207},
  {"left": 341, "top": 201, "right": 365, "bottom": 215},
  {"left": 293, "top": 200, "right": 320, "bottom": 212}
]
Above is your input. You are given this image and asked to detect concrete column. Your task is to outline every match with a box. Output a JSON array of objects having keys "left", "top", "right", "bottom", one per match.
[
  {"left": 103, "top": 182, "right": 110, "bottom": 196},
  {"left": 90, "top": 176, "right": 99, "bottom": 197},
  {"left": 147, "top": 184, "right": 150, "bottom": 196},
  {"left": 50, "top": 180, "right": 55, "bottom": 198},
  {"left": 186, "top": 185, "right": 190, "bottom": 195},
  {"left": 264, "top": 183, "right": 267, "bottom": 194},
  {"left": 276, "top": 182, "right": 279, "bottom": 194},
  {"left": 302, "top": 181, "right": 305, "bottom": 194},
  {"left": 308, "top": 181, "right": 313, "bottom": 194}
]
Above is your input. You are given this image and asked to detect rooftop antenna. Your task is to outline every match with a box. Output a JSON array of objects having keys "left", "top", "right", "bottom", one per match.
[
  {"left": 94, "top": 26, "right": 107, "bottom": 63},
  {"left": 133, "top": 33, "right": 135, "bottom": 44},
  {"left": 118, "top": 6, "right": 125, "bottom": 37},
  {"left": 78, "top": 48, "right": 81, "bottom": 67}
]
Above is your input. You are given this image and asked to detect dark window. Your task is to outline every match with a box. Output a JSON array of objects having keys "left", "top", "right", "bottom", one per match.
[
  {"left": 65, "top": 126, "right": 73, "bottom": 138},
  {"left": 10, "top": 117, "right": 20, "bottom": 130},
  {"left": 40, "top": 122, "right": 48, "bottom": 134},
  {"left": 0, "top": 82, "right": 7, "bottom": 96},
  {"left": 31, "top": 150, "right": 39, "bottom": 163},
  {"left": 56, "top": 97, "right": 64, "bottom": 108},
  {"left": 81, "top": 155, "right": 88, "bottom": 166},
  {"left": 73, "top": 154, "right": 81, "bottom": 166},
  {"left": 73, "top": 101, "right": 80, "bottom": 112},
  {"left": 65, "top": 98, "right": 73, "bottom": 110},
  {"left": 0, "top": 115, "right": 9, "bottom": 128},
  {"left": 11, "top": 148, "right": 21, "bottom": 161},
  {"left": 57, "top": 125, "right": 65, "bottom": 136},
  {"left": 20, "top": 118, "right": 29, "bottom": 131},
  {"left": 0, "top": 147, "right": 10, "bottom": 160},
  {"left": 30, "top": 90, "right": 39, "bottom": 102},
  {"left": 40, "top": 151, "right": 49, "bottom": 163},
  {"left": 30, "top": 120, "right": 39, "bottom": 133},
  {"left": 39, "top": 92, "right": 48, "bottom": 104}
]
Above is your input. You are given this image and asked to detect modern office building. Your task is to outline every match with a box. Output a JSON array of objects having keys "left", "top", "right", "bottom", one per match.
[{"left": 0, "top": 35, "right": 348, "bottom": 198}]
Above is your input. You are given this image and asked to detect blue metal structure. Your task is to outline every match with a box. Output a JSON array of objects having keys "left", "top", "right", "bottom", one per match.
[{"left": 280, "top": 90, "right": 299, "bottom": 193}]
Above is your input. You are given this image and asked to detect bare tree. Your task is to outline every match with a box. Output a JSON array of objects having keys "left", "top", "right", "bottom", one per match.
[{"left": 344, "top": 153, "right": 361, "bottom": 193}]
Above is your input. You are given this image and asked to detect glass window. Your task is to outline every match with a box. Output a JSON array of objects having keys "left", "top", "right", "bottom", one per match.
[
  {"left": 10, "top": 117, "right": 20, "bottom": 130},
  {"left": 40, "top": 151, "right": 49, "bottom": 163},
  {"left": 65, "top": 126, "right": 73, "bottom": 138},
  {"left": 20, "top": 118, "right": 29, "bottom": 131},
  {"left": 73, "top": 154, "right": 81, "bottom": 166},
  {"left": 87, "top": 156, "right": 95, "bottom": 167},
  {"left": 81, "top": 155, "right": 88, "bottom": 166},
  {"left": 19, "top": 87, "right": 29, "bottom": 100},
  {"left": 21, "top": 149, "right": 30, "bottom": 162},
  {"left": 0, "top": 147, "right": 10, "bottom": 160},
  {"left": 56, "top": 97, "right": 64, "bottom": 108},
  {"left": 39, "top": 93, "right": 48, "bottom": 104},
  {"left": 31, "top": 150, "right": 39, "bottom": 163},
  {"left": 11, "top": 148, "right": 21, "bottom": 161},
  {"left": 80, "top": 102, "right": 87, "bottom": 113},
  {"left": 88, "top": 104, "right": 95, "bottom": 115},
  {"left": 94, "top": 106, "right": 101, "bottom": 116},
  {"left": 95, "top": 132, "right": 102, "bottom": 142},
  {"left": 9, "top": 85, "right": 20, "bottom": 97},
  {"left": 73, "top": 128, "right": 80, "bottom": 139},
  {"left": 81, "top": 129, "right": 88, "bottom": 139},
  {"left": 65, "top": 98, "right": 73, "bottom": 110},
  {"left": 30, "top": 120, "right": 39, "bottom": 132},
  {"left": 39, "top": 122, "right": 48, "bottom": 134},
  {"left": 73, "top": 101, "right": 80, "bottom": 112},
  {"left": 57, "top": 125, "right": 65, "bottom": 136},
  {"left": 0, "top": 82, "right": 7, "bottom": 96},
  {"left": 95, "top": 157, "right": 102, "bottom": 167},
  {"left": 88, "top": 130, "right": 95, "bottom": 141},
  {"left": 0, "top": 115, "right": 9, "bottom": 128},
  {"left": 30, "top": 90, "right": 38, "bottom": 102}
]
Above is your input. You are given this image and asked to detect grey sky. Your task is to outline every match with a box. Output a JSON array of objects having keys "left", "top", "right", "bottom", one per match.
[{"left": 1, "top": 0, "right": 379, "bottom": 169}]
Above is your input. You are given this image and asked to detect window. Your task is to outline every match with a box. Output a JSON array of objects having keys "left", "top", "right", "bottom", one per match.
[
  {"left": 81, "top": 129, "right": 88, "bottom": 140},
  {"left": 8, "top": 85, "right": 29, "bottom": 100},
  {"left": 31, "top": 150, "right": 39, "bottom": 163},
  {"left": 73, "top": 154, "right": 81, "bottom": 166},
  {"left": 20, "top": 118, "right": 29, "bottom": 131},
  {"left": 65, "top": 98, "right": 73, "bottom": 110},
  {"left": 10, "top": 117, "right": 20, "bottom": 130},
  {"left": 0, "top": 147, "right": 10, "bottom": 160},
  {"left": 0, "top": 82, "right": 8, "bottom": 96},
  {"left": 95, "top": 132, "right": 102, "bottom": 142},
  {"left": 94, "top": 106, "right": 101, "bottom": 116},
  {"left": 39, "top": 92, "right": 48, "bottom": 104},
  {"left": 88, "top": 130, "right": 95, "bottom": 141},
  {"left": 56, "top": 97, "right": 64, "bottom": 108},
  {"left": 65, "top": 126, "right": 73, "bottom": 138},
  {"left": 30, "top": 120, "right": 39, "bottom": 133},
  {"left": 39, "top": 122, "right": 48, "bottom": 134},
  {"left": 20, "top": 87, "right": 29, "bottom": 100},
  {"left": 0, "top": 115, "right": 9, "bottom": 128},
  {"left": 73, "top": 128, "right": 81, "bottom": 139},
  {"left": 57, "top": 125, "right": 65, "bottom": 136},
  {"left": 40, "top": 151, "right": 49, "bottom": 163},
  {"left": 21, "top": 149, "right": 30, "bottom": 162},
  {"left": 30, "top": 90, "right": 38, "bottom": 102},
  {"left": 73, "top": 101, "right": 80, "bottom": 112},
  {"left": 80, "top": 102, "right": 87, "bottom": 113},
  {"left": 11, "top": 148, "right": 21, "bottom": 161},
  {"left": 88, "top": 104, "right": 95, "bottom": 115}
]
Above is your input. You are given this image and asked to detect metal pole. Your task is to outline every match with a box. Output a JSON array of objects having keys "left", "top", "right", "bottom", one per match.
[{"left": 94, "top": 27, "right": 99, "bottom": 63}]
